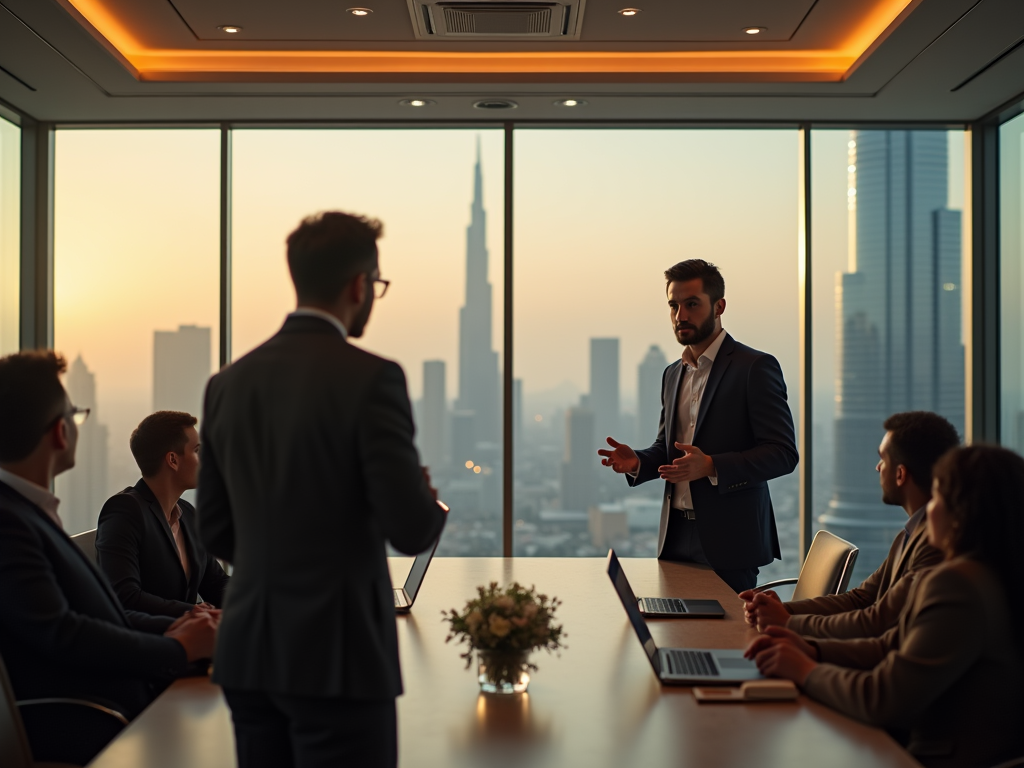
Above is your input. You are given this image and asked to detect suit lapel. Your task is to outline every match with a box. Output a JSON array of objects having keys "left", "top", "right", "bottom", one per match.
[
  {"left": 890, "top": 520, "right": 927, "bottom": 585},
  {"left": 179, "top": 510, "right": 201, "bottom": 590},
  {"left": 693, "top": 334, "right": 734, "bottom": 441},
  {"left": 664, "top": 361, "right": 684, "bottom": 458},
  {"left": 145, "top": 498, "right": 184, "bottom": 564}
]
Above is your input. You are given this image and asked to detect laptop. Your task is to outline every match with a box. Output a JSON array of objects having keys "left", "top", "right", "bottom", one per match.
[
  {"left": 606, "top": 550, "right": 762, "bottom": 685},
  {"left": 394, "top": 501, "right": 448, "bottom": 613},
  {"left": 606, "top": 550, "right": 725, "bottom": 618}
]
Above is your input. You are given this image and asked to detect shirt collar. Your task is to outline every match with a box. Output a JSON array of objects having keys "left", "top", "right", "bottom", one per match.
[
  {"left": 0, "top": 467, "right": 63, "bottom": 530},
  {"left": 905, "top": 505, "right": 927, "bottom": 537},
  {"left": 681, "top": 328, "right": 727, "bottom": 368},
  {"left": 288, "top": 308, "right": 348, "bottom": 339}
]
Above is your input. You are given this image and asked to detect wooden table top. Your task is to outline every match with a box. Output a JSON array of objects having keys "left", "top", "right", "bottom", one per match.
[{"left": 88, "top": 558, "right": 920, "bottom": 768}]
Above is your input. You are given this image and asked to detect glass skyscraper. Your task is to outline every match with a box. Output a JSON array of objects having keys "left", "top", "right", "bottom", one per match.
[{"left": 821, "top": 130, "right": 964, "bottom": 579}]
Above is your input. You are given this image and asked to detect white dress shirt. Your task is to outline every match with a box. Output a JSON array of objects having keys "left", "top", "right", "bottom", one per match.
[
  {"left": 671, "top": 329, "right": 726, "bottom": 511},
  {"left": 289, "top": 308, "right": 348, "bottom": 339},
  {"left": 0, "top": 467, "right": 63, "bottom": 530}
]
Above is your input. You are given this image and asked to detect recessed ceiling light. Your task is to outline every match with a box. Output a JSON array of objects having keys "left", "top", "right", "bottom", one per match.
[
  {"left": 743, "top": 26, "right": 765, "bottom": 34},
  {"left": 554, "top": 98, "right": 587, "bottom": 107},
  {"left": 399, "top": 98, "right": 436, "bottom": 107},
  {"left": 347, "top": 7, "right": 373, "bottom": 15},
  {"left": 618, "top": 8, "right": 640, "bottom": 16},
  {"left": 217, "top": 25, "right": 242, "bottom": 33}
]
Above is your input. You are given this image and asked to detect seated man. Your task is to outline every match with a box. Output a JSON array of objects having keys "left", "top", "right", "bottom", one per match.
[
  {"left": 0, "top": 351, "right": 217, "bottom": 730},
  {"left": 740, "top": 411, "right": 957, "bottom": 639},
  {"left": 97, "top": 411, "right": 230, "bottom": 617}
]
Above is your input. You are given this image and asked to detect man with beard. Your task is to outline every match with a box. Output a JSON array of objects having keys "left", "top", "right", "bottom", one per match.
[
  {"left": 598, "top": 259, "right": 797, "bottom": 592},
  {"left": 198, "top": 211, "right": 447, "bottom": 768}
]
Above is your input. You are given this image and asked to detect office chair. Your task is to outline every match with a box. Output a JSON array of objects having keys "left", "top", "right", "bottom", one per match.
[
  {"left": 754, "top": 530, "right": 859, "bottom": 601},
  {"left": 0, "top": 652, "right": 127, "bottom": 767},
  {"left": 69, "top": 529, "right": 97, "bottom": 567}
]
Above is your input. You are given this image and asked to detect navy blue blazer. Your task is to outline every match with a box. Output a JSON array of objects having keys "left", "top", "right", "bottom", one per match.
[
  {"left": 0, "top": 481, "right": 187, "bottom": 718},
  {"left": 628, "top": 333, "right": 798, "bottom": 570}
]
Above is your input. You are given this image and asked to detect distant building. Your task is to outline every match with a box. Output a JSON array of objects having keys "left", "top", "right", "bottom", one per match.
[
  {"left": 456, "top": 142, "right": 500, "bottom": 445},
  {"left": 512, "top": 377, "right": 523, "bottom": 451},
  {"left": 588, "top": 503, "right": 629, "bottom": 549},
  {"left": 56, "top": 355, "right": 109, "bottom": 534},
  {"left": 560, "top": 406, "right": 595, "bottom": 511},
  {"left": 822, "top": 130, "right": 964, "bottom": 579},
  {"left": 153, "top": 325, "right": 212, "bottom": 418},
  {"left": 420, "top": 360, "right": 446, "bottom": 470},
  {"left": 589, "top": 338, "right": 620, "bottom": 448},
  {"left": 450, "top": 410, "right": 477, "bottom": 469},
  {"left": 637, "top": 344, "right": 668, "bottom": 443}
]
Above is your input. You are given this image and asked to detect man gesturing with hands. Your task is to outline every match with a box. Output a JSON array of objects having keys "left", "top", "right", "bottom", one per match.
[{"left": 599, "top": 260, "right": 798, "bottom": 592}]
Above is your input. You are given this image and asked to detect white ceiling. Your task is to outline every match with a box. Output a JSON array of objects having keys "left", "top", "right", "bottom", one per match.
[{"left": 0, "top": 0, "right": 1022, "bottom": 123}]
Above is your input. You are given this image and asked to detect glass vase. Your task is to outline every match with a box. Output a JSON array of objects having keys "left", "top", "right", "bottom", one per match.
[{"left": 477, "top": 650, "right": 531, "bottom": 694}]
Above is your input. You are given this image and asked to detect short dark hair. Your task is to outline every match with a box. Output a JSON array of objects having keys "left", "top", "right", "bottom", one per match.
[
  {"left": 286, "top": 211, "right": 383, "bottom": 305},
  {"left": 130, "top": 411, "right": 197, "bottom": 478},
  {"left": 882, "top": 411, "right": 960, "bottom": 489},
  {"left": 664, "top": 259, "right": 725, "bottom": 305},
  {"left": 0, "top": 351, "right": 68, "bottom": 463},
  {"left": 933, "top": 444, "right": 1024, "bottom": 647}
]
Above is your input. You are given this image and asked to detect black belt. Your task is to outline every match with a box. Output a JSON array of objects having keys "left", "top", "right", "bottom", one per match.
[{"left": 671, "top": 507, "right": 697, "bottom": 520}]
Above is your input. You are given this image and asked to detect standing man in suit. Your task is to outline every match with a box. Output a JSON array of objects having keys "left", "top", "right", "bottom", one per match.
[
  {"left": 198, "top": 211, "right": 447, "bottom": 768},
  {"left": 0, "top": 352, "right": 217, "bottom": 732},
  {"left": 96, "top": 411, "right": 230, "bottom": 618},
  {"left": 598, "top": 259, "right": 798, "bottom": 592},
  {"left": 741, "top": 411, "right": 955, "bottom": 639}
]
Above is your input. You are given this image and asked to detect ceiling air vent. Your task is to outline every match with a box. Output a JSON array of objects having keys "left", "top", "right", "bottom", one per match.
[{"left": 409, "top": 0, "right": 585, "bottom": 40}]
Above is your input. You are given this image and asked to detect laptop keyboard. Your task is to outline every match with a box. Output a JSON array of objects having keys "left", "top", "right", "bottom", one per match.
[
  {"left": 666, "top": 650, "right": 719, "bottom": 677},
  {"left": 646, "top": 598, "right": 686, "bottom": 614}
]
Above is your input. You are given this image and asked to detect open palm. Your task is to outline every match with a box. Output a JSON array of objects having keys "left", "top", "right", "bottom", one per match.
[{"left": 597, "top": 437, "right": 640, "bottom": 474}]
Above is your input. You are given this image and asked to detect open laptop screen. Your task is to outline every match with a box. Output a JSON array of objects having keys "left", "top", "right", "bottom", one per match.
[
  {"left": 606, "top": 550, "right": 661, "bottom": 675},
  {"left": 403, "top": 501, "right": 448, "bottom": 602}
]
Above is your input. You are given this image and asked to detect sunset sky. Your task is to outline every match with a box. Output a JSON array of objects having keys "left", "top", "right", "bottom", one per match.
[{"left": 50, "top": 126, "right": 965, "bottom": 513}]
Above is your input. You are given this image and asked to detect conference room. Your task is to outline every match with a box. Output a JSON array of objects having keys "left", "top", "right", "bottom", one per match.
[{"left": 1, "top": 0, "right": 1024, "bottom": 766}]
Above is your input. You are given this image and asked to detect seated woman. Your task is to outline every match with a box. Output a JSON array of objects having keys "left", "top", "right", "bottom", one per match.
[{"left": 746, "top": 444, "right": 1024, "bottom": 768}]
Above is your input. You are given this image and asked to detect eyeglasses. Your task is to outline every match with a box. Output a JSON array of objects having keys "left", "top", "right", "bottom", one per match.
[
  {"left": 70, "top": 407, "right": 90, "bottom": 426},
  {"left": 372, "top": 278, "right": 391, "bottom": 299}
]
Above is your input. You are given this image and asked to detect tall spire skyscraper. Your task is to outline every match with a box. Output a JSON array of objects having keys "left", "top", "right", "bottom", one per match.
[
  {"left": 821, "top": 130, "right": 964, "bottom": 578},
  {"left": 456, "top": 139, "right": 500, "bottom": 446}
]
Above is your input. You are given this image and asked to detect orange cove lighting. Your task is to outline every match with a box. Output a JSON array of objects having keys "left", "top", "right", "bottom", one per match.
[{"left": 62, "top": 0, "right": 919, "bottom": 82}]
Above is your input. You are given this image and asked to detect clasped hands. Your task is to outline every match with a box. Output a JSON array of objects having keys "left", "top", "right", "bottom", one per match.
[
  {"left": 164, "top": 603, "right": 221, "bottom": 662},
  {"left": 597, "top": 438, "right": 715, "bottom": 482},
  {"left": 736, "top": 589, "right": 819, "bottom": 686}
]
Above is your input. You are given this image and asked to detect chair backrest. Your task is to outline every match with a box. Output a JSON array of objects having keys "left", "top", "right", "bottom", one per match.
[
  {"left": 791, "top": 531, "right": 859, "bottom": 602},
  {"left": 70, "top": 529, "right": 97, "bottom": 567},
  {"left": 0, "top": 653, "right": 34, "bottom": 768}
]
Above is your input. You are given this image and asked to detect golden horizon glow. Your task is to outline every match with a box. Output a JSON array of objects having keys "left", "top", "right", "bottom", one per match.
[{"left": 64, "top": 0, "right": 916, "bottom": 80}]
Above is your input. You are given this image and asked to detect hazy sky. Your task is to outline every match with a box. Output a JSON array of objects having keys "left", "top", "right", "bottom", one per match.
[
  {"left": 0, "top": 116, "right": 19, "bottom": 356},
  {"left": 49, "top": 126, "right": 966, "bottom": 506}
]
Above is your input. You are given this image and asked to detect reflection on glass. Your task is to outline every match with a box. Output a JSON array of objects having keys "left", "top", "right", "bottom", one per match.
[
  {"left": 230, "top": 130, "right": 505, "bottom": 556},
  {"left": 513, "top": 130, "right": 800, "bottom": 581},
  {"left": 812, "top": 130, "right": 966, "bottom": 583},
  {"left": 0, "top": 116, "right": 19, "bottom": 355},
  {"left": 54, "top": 129, "right": 220, "bottom": 535},
  {"left": 1001, "top": 112, "right": 1024, "bottom": 454}
]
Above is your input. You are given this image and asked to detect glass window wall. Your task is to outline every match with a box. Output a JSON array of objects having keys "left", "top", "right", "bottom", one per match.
[
  {"left": 1001, "top": 112, "right": 1024, "bottom": 453},
  {"left": 0, "top": 116, "right": 19, "bottom": 355},
  {"left": 811, "top": 129, "right": 967, "bottom": 584},
  {"left": 513, "top": 129, "right": 800, "bottom": 582},
  {"left": 53, "top": 129, "right": 220, "bottom": 535},
  {"left": 230, "top": 129, "right": 505, "bottom": 555}
]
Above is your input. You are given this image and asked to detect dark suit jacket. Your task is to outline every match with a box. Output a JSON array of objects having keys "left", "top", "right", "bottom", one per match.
[
  {"left": 96, "top": 479, "right": 230, "bottom": 617},
  {"left": 0, "top": 481, "right": 187, "bottom": 718},
  {"left": 629, "top": 333, "right": 798, "bottom": 570},
  {"left": 786, "top": 515, "right": 943, "bottom": 638},
  {"left": 804, "top": 557, "right": 1024, "bottom": 768},
  {"left": 198, "top": 314, "right": 446, "bottom": 700}
]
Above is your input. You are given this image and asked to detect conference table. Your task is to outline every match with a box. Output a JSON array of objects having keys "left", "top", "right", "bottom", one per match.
[{"left": 87, "top": 558, "right": 921, "bottom": 768}]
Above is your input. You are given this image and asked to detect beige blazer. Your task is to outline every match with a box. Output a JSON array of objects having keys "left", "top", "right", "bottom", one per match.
[
  {"left": 803, "top": 557, "right": 1024, "bottom": 768},
  {"left": 785, "top": 516, "right": 942, "bottom": 638}
]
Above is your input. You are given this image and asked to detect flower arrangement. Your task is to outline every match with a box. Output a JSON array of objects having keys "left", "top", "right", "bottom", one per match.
[{"left": 443, "top": 582, "right": 565, "bottom": 688}]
